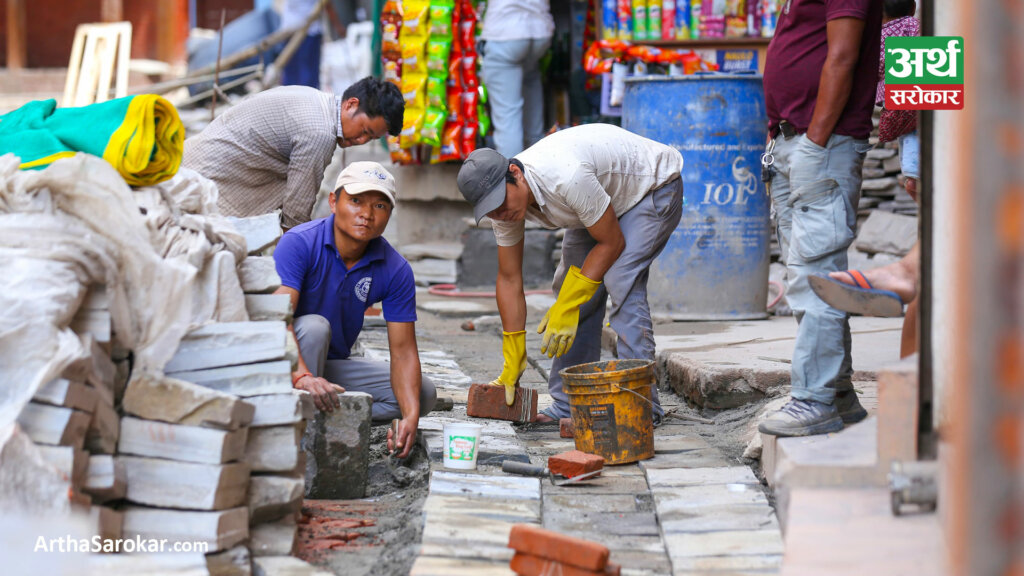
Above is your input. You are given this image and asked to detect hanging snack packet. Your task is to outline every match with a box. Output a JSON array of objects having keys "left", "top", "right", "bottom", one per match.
[
  {"left": 420, "top": 107, "right": 448, "bottom": 147},
  {"left": 401, "top": 74, "right": 428, "bottom": 110},
  {"left": 402, "top": 37, "right": 429, "bottom": 77},
  {"left": 437, "top": 120, "right": 464, "bottom": 162},
  {"left": 447, "top": 85, "right": 462, "bottom": 120},
  {"left": 427, "top": 76, "right": 447, "bottom": 109},
  {"left": 428, "top": 2, "right": 455, "bottom": 37},
  {"left": 448, "top": 50, "right": 463, "bottom": 87},
  {"left": 400, "top": 108, "right": 425, "bottom": 148},
  {"left": 382, "top": 22, "right": 402, "bottom": 58},
  {"left": 461, "top": 122, "right": 479, "bottom": 156},
  {"left": 427, "top": 38, "right": 453, "bottom": 77},
  {"left": 383, "top": 56, "right": 402, "bottom": 85},
  {"left": 459, "top": 18, "right": 477, "bottom": 53},
  {"left": 460, "top": 89, "right": 479, "bottom": 124},
  {"left": 461, "top": 52, "right": 479, "bottom": 89},
  {"left": 403, "top": 0, "right": 430, "bottom": 39},
  {"left": 388, "top": 135, "right": 413, "bottom": 165}
]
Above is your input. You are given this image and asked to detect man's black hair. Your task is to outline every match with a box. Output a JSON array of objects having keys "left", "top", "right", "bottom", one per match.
[
  {"left": 884, "top": 0, "right": 915, "bottom": 18},
  {"left": 505, "top": 158, "right": 524, "bottom": 185},
  {"left": 342, "top": 76, "right": 405, "bottom": 137}
]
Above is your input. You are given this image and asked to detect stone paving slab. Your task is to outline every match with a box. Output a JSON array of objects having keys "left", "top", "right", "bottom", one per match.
[
  {"left": 409, "top": 556, "right": 514, "bottom": 576},
  {"left": 641, "top": 447, "right": 734, "bottom": 470},
  {"left": 609, "top": 550, "right": 674, "bottom": 576},
  {"left": 429, "top": 471, "right": 540, "bottom": 501},
  {"left": 646, "top": 466, "right": 759, "bottom": 488},
  {"left": 670, "top": 554, "right": 782, "bottom": 573},
  {"left": 653, "top": 434, "right": 715, "bottom": 452},
  {"left": 422, "top": 512, "right": 528, "bottom": 559},
  {"left": 423, "top": 494, "right": 540, "bottom": 521},
  {"left": 654, "top": 484, "right": 770, "bottom": 514},
  {"left": 543, "top": 508, "right": 661, "bottom": 537},
  {"left": 663, "top": 529, "right": 784, "bottom": 558},
  {"left": 659, "top": 504, "right": 778, "bottom": 533},
  {"left": 543, "top": 493, "right": 654, "bottom": 514}
]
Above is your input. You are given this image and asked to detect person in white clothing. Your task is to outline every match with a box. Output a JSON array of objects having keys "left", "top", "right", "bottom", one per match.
[
  {"left": 479, "top": 0, "right": 554, "bottom": 157},
  {"left": 456, "top": 124, "right": 685, "bottom": 424}
]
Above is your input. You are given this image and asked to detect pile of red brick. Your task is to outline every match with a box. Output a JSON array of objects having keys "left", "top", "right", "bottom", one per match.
[{"left": 508, "top": 524, "right": 621, "bottom": 575}]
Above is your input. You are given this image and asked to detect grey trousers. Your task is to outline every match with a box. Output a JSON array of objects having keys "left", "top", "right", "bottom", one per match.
[
  {"left": 545, "top": 177, "right": 684, "bottom": 419},
  {"left": 294, "top": 314, "right": 438, "bottom": 421}
]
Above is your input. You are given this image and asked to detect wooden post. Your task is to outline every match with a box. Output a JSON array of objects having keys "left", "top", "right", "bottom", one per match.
[
  {"left": 100, "top": 0, "right": 122, "bottom": 22},
  {"left": 6, "top": 0, "right": 27, "bottom": 70}
]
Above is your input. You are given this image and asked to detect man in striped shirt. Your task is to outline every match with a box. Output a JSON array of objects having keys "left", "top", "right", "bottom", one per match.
[{"left": 183, "top": 76, "right": 404, "bottom": 229}]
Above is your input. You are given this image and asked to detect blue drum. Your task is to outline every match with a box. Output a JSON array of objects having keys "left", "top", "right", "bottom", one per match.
[{"left": 622, "top": 74, "right": 770, "bottom": 320}]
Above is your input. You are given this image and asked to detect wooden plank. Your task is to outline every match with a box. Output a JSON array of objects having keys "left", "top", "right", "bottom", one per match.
[
  {"left": 100, "top": 0, "right": 122, "bottom": 22},
  {"left": 114, "top": 22, "right": 131, "bottom": 99},
  {"left": 121, "top": 506, "right": 249, "bottom": 553},
  {"left": 16, "top": 404, "right": 91, "bottom": 448},
  {"left": 6, "top": 0, "right": 27, "bottom": 70},
  {"left": 118, "top": 416, "right": 249, "bottom": 465},
  {"left": 120, "top": 456, "right": 250, "bottom": 510},
  {"left": 63, "top": 24, "right": 88, "bottom": 106},
  {"left": 33, "top": 379, "right": 98, "bottom": 413}
]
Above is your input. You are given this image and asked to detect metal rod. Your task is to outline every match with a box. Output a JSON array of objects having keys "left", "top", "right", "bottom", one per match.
[
  {"left": 179, "top": 70, "right": 262, "bottom": 107},
  {"left": 128, "top": 64, "right": 262, "bottom": 95},
  {"left": 211, "top": 8, "right": 226, "bottom": 122}
]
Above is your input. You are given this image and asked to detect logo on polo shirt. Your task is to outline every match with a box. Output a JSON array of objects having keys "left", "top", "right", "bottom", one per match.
[{"left": 355, "top": 277, "right": 372, "bottom": 303}]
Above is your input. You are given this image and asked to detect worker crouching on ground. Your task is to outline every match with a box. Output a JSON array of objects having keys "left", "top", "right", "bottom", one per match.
[
  {"left": 183, "top": 76, "right": 404, "bottom": 230},
  {"left": 456, "top": 124, "right": 684, "bottom": 424},
  {"left": 272, "top": 162, "right": 437, "bottom": 457}
]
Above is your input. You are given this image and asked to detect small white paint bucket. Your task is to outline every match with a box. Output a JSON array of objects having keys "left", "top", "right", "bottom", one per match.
[{"left": 442, "top": 422, "right": 483, "bottom": 470}]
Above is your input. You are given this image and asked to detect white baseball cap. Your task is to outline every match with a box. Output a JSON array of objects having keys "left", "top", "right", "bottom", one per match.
[{"left": 333, "top": 161, "right": 398, "bottom": 205}]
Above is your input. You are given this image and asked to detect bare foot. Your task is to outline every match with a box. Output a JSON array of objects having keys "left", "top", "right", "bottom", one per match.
[
  {"left": 533, "top": 413, "right": 556, "bottom": 423},
  {"left": 828, "top": 260, "right": 917, "bottom": 303},
  {"left": 905, "top": 177, "right": 918, "bottom": 202}
]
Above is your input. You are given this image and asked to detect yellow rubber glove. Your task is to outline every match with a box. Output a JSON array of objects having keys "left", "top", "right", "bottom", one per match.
[
  {"left": 491, "top": 330, "right": 527, "bottom": 405},
  {"left": 537, "top": 266, "right": 601, "bottom": 358}
]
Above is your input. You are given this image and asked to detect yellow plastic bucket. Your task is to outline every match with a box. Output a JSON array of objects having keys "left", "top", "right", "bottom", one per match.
[{"left": 560, "top": 359, "right": 655, "bottom": 465}]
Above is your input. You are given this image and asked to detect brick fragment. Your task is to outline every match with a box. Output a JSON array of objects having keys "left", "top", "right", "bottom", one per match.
[
  {"left": 507, "top": 524, "right": 609, "bottom": 571},
  {"left": 466, "top": 383, "right": 537, "bottom": 423},
  {"left": 510, "top": 552, "right": 621, "bottom": 576},
  {"left": 559, "top": 418, "right": 574, "bottom": 439},
  {"left": 548, "top": 450, "right": 604, "bottom": 479}
]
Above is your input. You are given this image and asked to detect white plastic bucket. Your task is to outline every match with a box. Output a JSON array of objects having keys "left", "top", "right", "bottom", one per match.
[{"left": 442, "top": 422, "right": 483, "bottom": 470}]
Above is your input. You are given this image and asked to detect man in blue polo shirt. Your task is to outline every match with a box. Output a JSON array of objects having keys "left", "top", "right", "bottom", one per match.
[{"left": 272, "top": 161, "right": 436, "bottom": 458}]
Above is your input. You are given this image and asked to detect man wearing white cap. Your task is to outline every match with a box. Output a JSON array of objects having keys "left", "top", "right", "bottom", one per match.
[
  {"left": 273, "top": 161, "right": 436, "bottom": 457},
  {"left": 456, "top": 124, "right": 684, "bottom": 424}
]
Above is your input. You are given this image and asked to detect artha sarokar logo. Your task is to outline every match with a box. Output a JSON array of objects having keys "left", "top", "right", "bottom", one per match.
[{"left": 884, "top": 36, "right": 964, "bottom": 110}]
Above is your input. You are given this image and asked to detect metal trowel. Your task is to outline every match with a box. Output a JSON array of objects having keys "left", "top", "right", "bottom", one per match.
[{"left": 501, "top": 460, "right": 602, "bottom": 485}]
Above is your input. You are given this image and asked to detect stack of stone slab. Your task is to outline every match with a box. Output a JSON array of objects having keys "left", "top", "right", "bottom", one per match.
[
  {"left": 15, "top": 282, "right": 126, "bottom": 541},
  {"left": 400, "top": 242, "right": 462, "bottom": 286}
]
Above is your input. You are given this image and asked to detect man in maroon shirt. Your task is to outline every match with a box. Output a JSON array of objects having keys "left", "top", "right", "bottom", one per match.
[{"left": 758, "top": 0, "right": 883, "bottom": 437}]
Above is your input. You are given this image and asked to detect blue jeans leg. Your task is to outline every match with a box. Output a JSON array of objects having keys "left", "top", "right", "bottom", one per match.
[
  {"left": 770, "top": 133, "right": 869, "bottom": 405},
  {"left": 481, "top": 37, "right": 552, "bottom": 157}
]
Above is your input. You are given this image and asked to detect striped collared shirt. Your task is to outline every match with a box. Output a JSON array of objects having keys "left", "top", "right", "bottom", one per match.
[{"left": 183, "top": 85, "right": 341, "bottom": 228}]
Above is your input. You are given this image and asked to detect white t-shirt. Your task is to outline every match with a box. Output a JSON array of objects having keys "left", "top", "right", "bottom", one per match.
[
  {"left": 491, "top": 124, "right": 684, "bottom": 247},
  {"left": 480, "top": 0, "right": 554, "bottom": 41}
]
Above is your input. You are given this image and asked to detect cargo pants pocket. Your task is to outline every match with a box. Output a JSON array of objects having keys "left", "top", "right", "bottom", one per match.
[{"left": 788, "top": 178, "right": 853, "bottom": 262}]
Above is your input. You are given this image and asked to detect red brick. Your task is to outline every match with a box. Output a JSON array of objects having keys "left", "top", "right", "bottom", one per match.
[
  {"left": 507, "top": 524, "right": 609, "bottom": 571},
  {"left": 559, "top": 418, "right": 574, "bottom": 438},
  {"left": 510, "top": 552, "right": 621, "bottom": 576},
  {"left": 466, "top": 383, "right": 537, "bottom": 423},
  {"left": 548, "top": 450, "right": 604, "bottom": 479}
]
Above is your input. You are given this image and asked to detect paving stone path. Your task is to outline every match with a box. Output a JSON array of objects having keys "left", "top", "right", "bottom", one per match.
[{"left": 355, "top": 322, "right": 783, "bottom": 576}]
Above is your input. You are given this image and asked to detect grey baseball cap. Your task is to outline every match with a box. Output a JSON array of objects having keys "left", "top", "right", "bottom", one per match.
[{"left": 457, "top": 148, "right": 509, "bottom": 224}]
